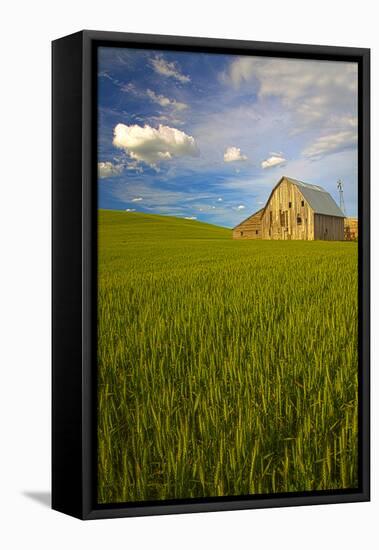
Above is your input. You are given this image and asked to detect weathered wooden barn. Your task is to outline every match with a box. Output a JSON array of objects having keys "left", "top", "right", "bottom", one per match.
[
  {"left": 233, "top": 176, "right": 345, "bottom": 241},
  {"left": 232, "top": 208, "right": 263, "bottom": 239}
]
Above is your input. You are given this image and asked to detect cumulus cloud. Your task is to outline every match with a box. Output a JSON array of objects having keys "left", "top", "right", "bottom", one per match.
[
  {"left": 261, "top": 154, "right": 286, "bottom": 169},
  {"left": 184, "top": 216, "right": 197, "bottom": 220},
  {"left": 302, "top": 130, "right": 357, "bottom": 160},
  {"left": 113, "top": 123, "right": 199, "bottom": 167},
  {"left": 146, "top": 89, "right": 188, "bottom": 111},
  {"left": 223, "top": 146, "right": 248, "bottom": 163},
  {"left": 235, "top": 205, "right": 246, "bottom": 210},
  {"left": 125, "top": 208, "right": 136, "bottom": 212},
  {"left": 131, "top": 197, "right": 143, "bottom": 202},
  {"left": 217, "top": 197, "right": 223, "bottom": 202},
  {"left": 150, "top": 56, "right": 190, "bottom": 83},
  {"left": 98, "top": 161, "right": 123, "bottom": 178}
]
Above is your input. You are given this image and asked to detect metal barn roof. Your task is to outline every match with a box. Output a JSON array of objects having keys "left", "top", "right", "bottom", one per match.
[{"left": 286, "top": 177, "right": 345, "bottom": 218}]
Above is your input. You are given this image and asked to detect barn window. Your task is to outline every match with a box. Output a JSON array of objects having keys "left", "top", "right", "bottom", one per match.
[
  {"left": 289, "top": 201, "right": 292, "bottom": 208},
  {"left": 256, "top": 230, "right": 259, "bottom": 235},
  {"left": 269, "top": 211, "right": 273, "bottom": 225},
  {"left": 240, "top": 231, "right": 243, "bottom": 236},
  {"left": 301, "top": 200, "right": 305, "bottom": 207},
  {"left": 297, "top": 215, "right": 302, "bottom": 225}
]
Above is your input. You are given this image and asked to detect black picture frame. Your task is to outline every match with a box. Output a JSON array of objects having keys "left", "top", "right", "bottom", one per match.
[{"left": 52, "top": 30, "right": 370, "bottom": 520}]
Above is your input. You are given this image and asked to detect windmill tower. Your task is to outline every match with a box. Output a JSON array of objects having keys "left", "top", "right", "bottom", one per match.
[{"left": 337, "top": 179, "right": 346, "bottom": 215}]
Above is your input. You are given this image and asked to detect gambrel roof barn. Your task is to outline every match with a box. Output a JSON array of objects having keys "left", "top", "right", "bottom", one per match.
[{"left": 233, "top": 176, "right": 345, "bottom": 241}]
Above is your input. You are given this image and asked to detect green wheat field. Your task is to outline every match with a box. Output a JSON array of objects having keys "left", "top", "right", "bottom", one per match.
[{"left": 97, "top": 209, "right": 358, "bottom": 504}]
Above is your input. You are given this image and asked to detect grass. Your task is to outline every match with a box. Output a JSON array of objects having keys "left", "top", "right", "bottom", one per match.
[{"left": 97, "top": 209, "right": 358, "bottom": 504}]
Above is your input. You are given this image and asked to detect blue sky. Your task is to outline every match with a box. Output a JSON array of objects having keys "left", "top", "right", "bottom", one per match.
[{"left": 98, "top": 47, "right": 358, "bottom": 227}]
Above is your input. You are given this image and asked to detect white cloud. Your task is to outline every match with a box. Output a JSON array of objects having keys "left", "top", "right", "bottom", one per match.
[
  {"left": 223, "top": 57, "right": 358, "bottom": 135},
  {"left": 150, "top": 56, "right": 190, "bottom": 83},
  {"left": 148, "top": 114, "right": 185, "bottom": 127},
  {"left": 125, "top": 208, "right": 136, "bottom": 212},
  {"left": 125, "top": 162, "right": 144, "bottom": 173},
  {"left": 217, "top": 197, "right": 223, "bottom": 201},
  {"left": 192, "top": 203, "right": 219, "bottom": 212},
  {"left": 224, "top": 57, "right": 357, "bottom": 104},
  {"left": 302, "top": 130, "right": 357, "bottom": 160},
  {"left": 131, "top": 197, "right": 143, "bottom": 202},
  {"left": 236, "top": 205, "right": 246, "bottom": 210},
  {"left": 224, "top": 146, "right": 248, "bottom": 163},
  {"left": 113, "top": 123, "right": 199, "bottom": 167},
  {"left": 184, "top": 216, "right": 197, "bottom": 220},
  {"left": 112, "top": 181, "right": 213, "bottom": 217},
  {"left": 224, "top": 57, "right": 258, "bottom": 89},
  {"left": 121, "top": 82, "right": 137, "bottom": 94},
  {"left": 98, "top": 161, "right": 122, "bottom": 178},
  {"left": 146, "top": 89, "right": 188, "bottom": 111},
  {"left": 146, "top": 89, "right": 171, "bottom": 107},
  {"left": 261, "top": 154, "right": 287, "bottom": 169}
]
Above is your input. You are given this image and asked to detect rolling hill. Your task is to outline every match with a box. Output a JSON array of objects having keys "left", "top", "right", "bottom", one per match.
[{"left": 98, "top": 210, "right": 231, "bottom": 243}]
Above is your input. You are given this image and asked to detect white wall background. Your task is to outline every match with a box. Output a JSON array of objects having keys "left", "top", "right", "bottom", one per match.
[{"left": 1, "top": 1, "right": 377, "bottom": 548}]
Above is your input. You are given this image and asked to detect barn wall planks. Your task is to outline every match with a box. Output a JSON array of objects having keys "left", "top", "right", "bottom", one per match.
[
  {"left": 261, "top": 178, "right": 313, "bottom": 240},
  {"left": 314, "top": 214, "right": 344, "bottom": 241},
  {"left": 232, "top": 209, "right": 263, "bottom": 239}
]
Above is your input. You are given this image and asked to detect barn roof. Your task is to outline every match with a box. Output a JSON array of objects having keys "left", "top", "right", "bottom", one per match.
[{"left": 285, "top": 177, "right": 345, "bottom": 218}]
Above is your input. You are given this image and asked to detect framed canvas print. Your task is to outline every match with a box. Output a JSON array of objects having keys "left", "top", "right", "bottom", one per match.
[{"left": 52, "top": 30, "right": 370, "bottom": 519}]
